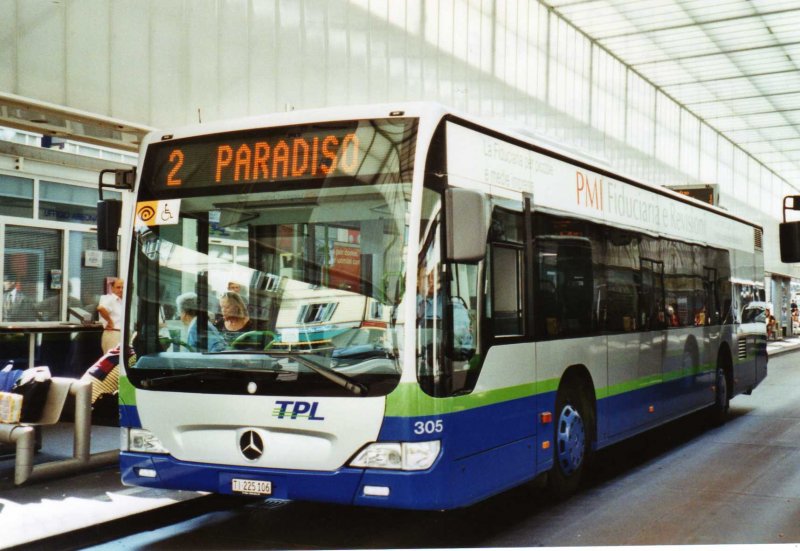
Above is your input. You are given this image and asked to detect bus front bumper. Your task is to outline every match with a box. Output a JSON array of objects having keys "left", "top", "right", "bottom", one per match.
[{"left": 121, "top": 452, "right": 460, "bottom": 510}]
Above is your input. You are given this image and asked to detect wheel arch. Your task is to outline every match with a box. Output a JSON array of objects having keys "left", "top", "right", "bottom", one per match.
[
  {"left": 558, "top": 364, "right": 597, "bottom": 444},
  {"left": 683, "top": 334, "right": 700, "bottom": 366},
  {"left": 717, "top": 341, "right": 734, "bottom": 399}
]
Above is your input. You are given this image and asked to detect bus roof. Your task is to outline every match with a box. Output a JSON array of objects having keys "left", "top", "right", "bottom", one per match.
[{"left": 139, "top": 101, "right": 760, "bottom": 232}]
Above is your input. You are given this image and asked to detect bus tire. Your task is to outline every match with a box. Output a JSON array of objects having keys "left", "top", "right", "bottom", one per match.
[
  {"left": 547, "top": 382, "right": 591, "bottom": 500},
  {"left": 709, "top": 350, "right": 731, "bottom": 426}
]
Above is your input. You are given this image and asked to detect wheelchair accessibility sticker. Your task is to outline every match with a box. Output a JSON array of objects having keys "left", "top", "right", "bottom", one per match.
[{"left": 135, "top": 200, "right": 181, "bottom": 227}]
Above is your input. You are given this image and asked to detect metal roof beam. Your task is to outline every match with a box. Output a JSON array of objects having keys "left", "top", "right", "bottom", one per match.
[
  {"left": 724, "top": 123, "right": 800, "bottom": 132},
  {"left": 631, "top": 41, "right": 800, "bottom": 67},
  {"left": 663, "top": 68, "right": 797, "bottom": 87},
  {"left": 684, "top": 90, "right": 800, "bottom": 106},
  {"left": 596, "top": 7, "right": 800, "bottom": 41},
  {"left": 703, "top": 108, "right": 800, "bottom": 120},
  {"left": 728, "top": 135, "right": 800, "bottom": 145}
]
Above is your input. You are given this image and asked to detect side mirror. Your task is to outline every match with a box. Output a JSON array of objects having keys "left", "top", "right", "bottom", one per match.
[
  {"left": 97, "top": 199, "right": 122, "bottom": 251},
  {"left": 780, "top": 195, "right": 800, "bottom": 263},
  {"left": 444, "top": 188, "right": 488, "bottom": 263}
]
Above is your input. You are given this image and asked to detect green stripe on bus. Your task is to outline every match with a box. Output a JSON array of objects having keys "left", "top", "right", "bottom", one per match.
[
  {"left": 119, "top": 376, "right": 136, "bottom": 405},
  {"left": 384, "top": 381, "right": 539, "bottom": 417},
  {"left": 385, "top": 361, "right": 718, "bottom": 417},
  {"left": 118, "top": 356, "right": 727, "bottom": 417},
  {"left": 604, "top": 361, "right": 715, "bottom": 398}
]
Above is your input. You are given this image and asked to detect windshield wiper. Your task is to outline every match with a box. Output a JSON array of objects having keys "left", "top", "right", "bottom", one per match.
[
  {"left": 140, "top": 367, "right": 292, "bottom": 389},
  {"left": 140, "top": 369, "right": 229, "bottom": 389},
  {"left": 155, "top": 350, "right": 369, "bottom": 395},
  {"left": 267, "top": 351, "right": 369, "bottom": 396}
]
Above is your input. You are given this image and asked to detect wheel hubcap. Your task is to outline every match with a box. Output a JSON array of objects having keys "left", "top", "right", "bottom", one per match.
[{"left": 556, "top": 404, "right": 585, "bottom": 476}]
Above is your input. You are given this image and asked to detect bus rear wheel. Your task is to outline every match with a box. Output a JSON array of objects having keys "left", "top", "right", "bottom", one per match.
[
  {"left": 709, "top": 362, "right": 730, "bottom": 426},
  {"left": 547, "top": 384, "right": 591, "bottom": 500}
]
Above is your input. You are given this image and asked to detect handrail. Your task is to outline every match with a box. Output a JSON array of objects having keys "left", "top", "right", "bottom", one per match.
[{"left": 0, "top": 322, "right": 103, "bottom": 334}]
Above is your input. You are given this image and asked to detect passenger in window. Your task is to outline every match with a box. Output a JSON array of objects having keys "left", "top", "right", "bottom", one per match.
[
  {"left": 216, "top": 291, "right": 253, "bottom": 346},
  {"left": 416, "top": 267, "right": 474, "bottom": 356},
  {"left": 656, "top": 301, "right": 666, "bottom": 325},
  {"left": 214, "top": 281, "right": 249, "bottom": 325},
  {"left": 694, "top": 306, "right": 707, "bottom": 327},
  {"left": 3, "top": 275, "right": 35, "bottom": 322},
  {"left": 667, "top": 305, "right": 680, "bottom": 327},
  {"left": 176, "top": 292, "right": 224, "bottom": 352},
  {"left": 227, "top": 280, "right": 248, "bottom": 304},
  {"left": 416, "top": 267, "right": 439, "bottom": 324}
]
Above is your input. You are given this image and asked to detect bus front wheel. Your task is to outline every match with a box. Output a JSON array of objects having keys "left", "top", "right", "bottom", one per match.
[{"left": 547, "top": 383, "right": 591, "bottom": 500}]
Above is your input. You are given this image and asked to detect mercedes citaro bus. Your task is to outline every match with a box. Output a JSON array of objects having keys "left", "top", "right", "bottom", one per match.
[{"left": 107, "top": 103, "right": 766, "bottom": 510}]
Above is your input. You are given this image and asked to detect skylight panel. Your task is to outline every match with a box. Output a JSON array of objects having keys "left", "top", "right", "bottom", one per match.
[
  {"left": 751, "top": 72, "right": 800, "bottom": 95},
  {"left": 756, "top": 126, "right": 800, "bottom": 141},
  {"left": 681, "top": 0, "right": 755, "bottom": 22},
  {"left": 729, "top": 48, "right": 793, "bottom": 75},
  {"left": 771, "top": 92, "right": 800, "bottom": 111},
  {"left": 711, "top": 115, "right": 752, "bottom": 132},
  {"left": 601, "top": 34, "right": 664, "bottom": 64},
  {"left": 705, "top": 19, "right": 774, "bottom": 50}
]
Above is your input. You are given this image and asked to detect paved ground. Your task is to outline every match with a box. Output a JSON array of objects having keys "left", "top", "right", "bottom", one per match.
[
  {"left": 3, "top": 337, "right": 800, "bottom": 549},
  {"left": 84, "top": 346, "right": 800, "bottom": 549}
]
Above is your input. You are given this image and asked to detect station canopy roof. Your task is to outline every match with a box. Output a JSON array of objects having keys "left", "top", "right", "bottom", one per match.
[
  {"left": 0, "top": 92, "right": 152, "bottom": 153},
  {"left": 544, "top": 0, "right": 800, "bottom": 186}
]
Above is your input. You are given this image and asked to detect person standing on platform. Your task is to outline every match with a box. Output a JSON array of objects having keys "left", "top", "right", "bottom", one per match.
[{"left": 97, "top": 278, "right": 124, "bottom": 353}]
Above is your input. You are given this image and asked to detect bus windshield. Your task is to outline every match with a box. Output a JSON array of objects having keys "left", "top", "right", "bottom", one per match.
[{"left": 126, "top": 118, "right": 417, "bottom": 397}]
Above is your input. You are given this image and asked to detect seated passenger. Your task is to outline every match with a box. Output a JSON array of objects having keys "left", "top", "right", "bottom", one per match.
[
  {"left": 667, "top": 305, "right": 680, "bottom": 327},
  {"left": 176, "top": 292, "right": 225, "bottom": 352},
  {"left": 694, "top": 306, "right": 707, "bottom": 326},
  {"left": 216, "top": 291, "right": 254, "bottom": 346},
  {"left": 227, "top": 280, "right": 248, "bottom": 304}
]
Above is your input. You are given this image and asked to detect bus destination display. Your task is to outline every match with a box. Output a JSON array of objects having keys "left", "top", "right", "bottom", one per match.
[{"left": 151, "top": 126, "right": 364, "bottom": 190}]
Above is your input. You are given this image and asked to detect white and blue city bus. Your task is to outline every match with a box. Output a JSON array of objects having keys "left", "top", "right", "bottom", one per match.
[{"left": 117, "top": 103, "right": 767, "bottom": 510}]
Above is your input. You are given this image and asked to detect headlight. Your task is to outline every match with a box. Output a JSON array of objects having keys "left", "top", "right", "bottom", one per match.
[
  {"left": 350, "top": 441, "right": 440, "bottom": 471},
  {"left": 124, "top": 428, "right": 170, "bottom": 454}
]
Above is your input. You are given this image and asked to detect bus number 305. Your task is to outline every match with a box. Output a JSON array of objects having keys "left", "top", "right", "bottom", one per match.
[{"left": 414, "top": 420, "right": 444, "bottom": 435}]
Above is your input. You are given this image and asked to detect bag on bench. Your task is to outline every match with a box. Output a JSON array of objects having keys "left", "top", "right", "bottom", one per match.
[
  {"left": 12, "top": 366, "right": 52, "bottom": 423},
  {"left": 0, "top": 391, "right": 23, "bottom": 423},
  {"left": 0, "top": 362, "right": 23, "bottom": 393}
]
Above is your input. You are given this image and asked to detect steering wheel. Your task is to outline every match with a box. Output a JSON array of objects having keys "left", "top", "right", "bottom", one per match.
[
  {"left": 159, "top": 336, "right": 196, "bottom": 352},
  {"left": 231, "top": 330, "right": 278, "bottom": 350}
]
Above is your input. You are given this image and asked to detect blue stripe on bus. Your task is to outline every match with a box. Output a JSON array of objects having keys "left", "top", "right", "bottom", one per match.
[
  {"left": 120, "top": 453, "right": 366, "bottom": 506},
  {"left": 119, "top": 404, "right": 141, "bottom": 428},
  {"left": 119, "top": 356, "right": 759, "bottom": 510}
]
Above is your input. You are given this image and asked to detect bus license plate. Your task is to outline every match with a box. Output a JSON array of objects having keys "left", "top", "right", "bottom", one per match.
[{"left": 232, "top": 478, "right": 272, "bottom": 496}]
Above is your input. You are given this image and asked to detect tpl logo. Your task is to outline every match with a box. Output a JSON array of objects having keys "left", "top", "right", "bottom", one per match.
[{"left": 273, "top": 400, "right": 325, "bottom": 421}]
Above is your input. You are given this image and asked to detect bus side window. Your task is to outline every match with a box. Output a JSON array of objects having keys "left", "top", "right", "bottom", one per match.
[
  {"left": 534, "top": 237, "right": 593, "bottom": 338},
  {"left": 557, "top": 242, "right": 593, "bottom": 335},
  {"left": 486, "top": 208, "right": 526, "bottom": 339},
  {"left": 446, "top": 264, "right": 478, "bottom": 363},
  {"left": 489, "top": 245, "right": 524, "bottom": 336}
]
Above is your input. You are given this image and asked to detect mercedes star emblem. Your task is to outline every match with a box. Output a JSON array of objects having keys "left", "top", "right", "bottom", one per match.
[{"left": 239, "top": 430, "right": 264, "bottom": 460}]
